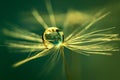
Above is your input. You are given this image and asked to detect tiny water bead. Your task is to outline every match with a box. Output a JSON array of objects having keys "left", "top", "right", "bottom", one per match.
[{"left": 42, "top": 27, "right": 64, "bottom": 48}]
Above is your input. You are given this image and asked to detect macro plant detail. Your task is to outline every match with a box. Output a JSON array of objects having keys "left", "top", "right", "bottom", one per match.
[{"left": 2, "top": 0, "right": 120, "bottom": 78}]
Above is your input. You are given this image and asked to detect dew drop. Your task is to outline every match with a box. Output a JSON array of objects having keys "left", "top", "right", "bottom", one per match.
[{"left": 42, "top": 27, "right": 64, "bottom": 48}]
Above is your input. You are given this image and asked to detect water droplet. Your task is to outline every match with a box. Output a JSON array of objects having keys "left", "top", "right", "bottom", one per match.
[{"left": 42, "top": 27, "right": 64, "bottom": 48}]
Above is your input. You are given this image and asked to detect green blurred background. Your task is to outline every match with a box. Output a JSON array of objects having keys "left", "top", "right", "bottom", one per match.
[{"left": 0, "top": 0, "right": 120, "bottom": 80}]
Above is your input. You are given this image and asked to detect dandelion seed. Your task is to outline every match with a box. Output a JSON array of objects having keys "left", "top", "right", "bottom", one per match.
[{"left": 2, "top": 0, "right": 120, "bottom": 79}]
